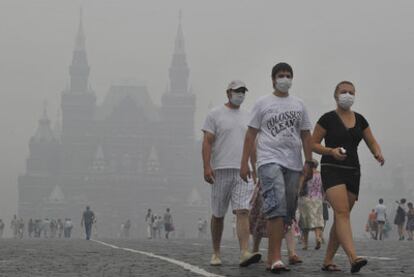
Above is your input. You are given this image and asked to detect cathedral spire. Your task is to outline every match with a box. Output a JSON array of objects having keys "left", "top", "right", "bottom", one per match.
[
  {"left": 74, "top": 7, "right": 85, "bottom": 51},
  {"left": 33, "top": 101, "right": 55, "bottom": 142},
  {"left": 168, "top": 10, "right": 189, "bottom": 94},
  {"left": 174, "top": 10, "right": 186, "bottom": 56},
  {"left": 69, "top": 8, "right": 90, "bottom": 93}
]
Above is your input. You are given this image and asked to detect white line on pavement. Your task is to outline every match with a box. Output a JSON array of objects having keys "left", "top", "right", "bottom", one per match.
[{"left": 92, "top": 240, "right": 226, "bottom": 277}]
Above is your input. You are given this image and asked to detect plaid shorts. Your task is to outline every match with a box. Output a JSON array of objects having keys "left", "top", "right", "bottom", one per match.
[{"left": 211, "top": 169, "right": 254, "bottom": 218}]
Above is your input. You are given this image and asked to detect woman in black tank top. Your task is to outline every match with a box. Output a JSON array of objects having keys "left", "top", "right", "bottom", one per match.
[{"left": 312, "top": 81, "right": 384, "bottom": 273}]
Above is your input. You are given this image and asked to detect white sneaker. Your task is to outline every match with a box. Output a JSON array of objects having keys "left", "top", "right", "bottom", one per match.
[{"left": 210, "top": 254, "right": 222, "bottom": 266}]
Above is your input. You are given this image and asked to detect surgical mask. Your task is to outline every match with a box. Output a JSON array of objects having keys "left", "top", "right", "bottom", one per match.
[
  {"left": 337, "top": 93, "right": 355, "bottom": 110},
  {"left": 230, "top": 92, "right": 245, "bottom": 106},
  {"left": 275, "top": 77, "right": 292, "bottom": 93}
]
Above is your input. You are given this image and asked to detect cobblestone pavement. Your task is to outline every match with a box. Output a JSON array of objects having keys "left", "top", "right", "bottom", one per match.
[{"left": 0, "top": 238, "right": 412, "bottom": 276}]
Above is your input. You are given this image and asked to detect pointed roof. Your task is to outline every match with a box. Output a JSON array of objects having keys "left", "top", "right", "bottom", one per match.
[
  {"left": 148, "top": 146, "right": 159, "bottom": 163},
  {"left": 49, "top": 185, "right": 65, "bottom": 203},
  {"left": 174, "top": 10, "right": 186, "bottom": 56},
  {"left": 32, "top": 103, "right": 55, "bottom": 142},
  {"left": 97, "top": 83, "right": 159, "bottom": 121},
  {"left": 95, "top": 145, "right": 104, "bottom": 161},
  {"left": 74, "top": 8, "right": 86, "bottom": 51},
  {"left": 53, "top": 108, "right": 62, "bottom": 140}
]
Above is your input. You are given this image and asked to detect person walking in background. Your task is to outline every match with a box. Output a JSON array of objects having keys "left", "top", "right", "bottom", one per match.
[
  {"left": 64, "top": 218, "right": 73, "bottom": 238},
  {"left": 34, "top": 219, "right": 42, "bottom": 238},
  {"left": 202, "top": 80, "right": 260, "bottom": 267},
  {"left": 367, "top": 209, "right": 377, "bottom": 240},
  {"left": 42, "top": 218, "right": 50, "bottom": 238},
  {"left": 0, "top": 219, "right": 5, "bottom": 238},
  {"left": 156, "top": 215, "right": 163, "bottom": 239},
  {"left": 10, "top": 215, "right": 18, "bottom": 239},
  {"left": 394, "top": 198, "right": 407, "bottom": 240},
  {"left": 50, "top": 219, "right": 57, "bottom": 238},
  {"left": 241, "top": 63, "right": 313, "bottom": 273},
  {"left": 322, "top": 199, "right": 330, "bottom": 243},
  {"left": 124, "top": 219, "right": 131, "bottom": 238},
  {"left": 163, "top": 208, "right": 174, "bottom": 239},
  {"left": 57, "top": 219, "right": 64, "bottom": 238},
  {"left": 375, "top": 199, "right": 387, "bottom": 240},
  {"left": 249, "top": 181, "right": 267, "bottom": 255},
  {"left": 232, "top": 216, "right": 237, "bottom": 239},
  {"left": 81, "top": 206, "right": 95, "bottom": 240},
  {"left": 197, "top": 218, "right": 204, "bottom": 239},
  {"left": 312, "top": 80, "right": 385, "bottom": 273},
  {"left": 27, "top": 219, "right": 34, "bottom": 238},
  {"left": 152, "top": 214, "right": 160, "bottom": 239},
  {"left": 145, "top": 209, "right": 154, "bottom": 239},
  {"left": 406, "top": 202, "right": 414, "bottom": 241},
  {"left": 18, "top": 218, "right": 25, "bottom": 239},
  {"left": 298, "top": 159, "right": 324, "bottom": 250}
]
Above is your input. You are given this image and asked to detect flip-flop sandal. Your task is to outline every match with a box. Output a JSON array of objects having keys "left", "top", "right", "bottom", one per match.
[
  {"left": 288, "top": 255, "right": 303, "bottom": 265},
  {"left": 351, "top": 258, "right": 368, "bottom": 273},
  {"left": 321, "top": 264, "right": 342, "bottom": 272},
  {"left": 270, "top": 261, "right": 291, "bottom": 274}
]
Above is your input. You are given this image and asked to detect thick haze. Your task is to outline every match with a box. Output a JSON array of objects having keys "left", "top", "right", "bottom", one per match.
[{"left": 1, "top": 0, "right": 414, "bottom": 235}]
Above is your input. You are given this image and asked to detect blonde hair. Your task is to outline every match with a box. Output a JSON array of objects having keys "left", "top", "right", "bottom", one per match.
[{"left": 334, "top": 81, "right": 355, "bottom": 98}]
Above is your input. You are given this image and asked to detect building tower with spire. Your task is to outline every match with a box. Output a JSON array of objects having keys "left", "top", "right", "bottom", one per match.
[
  {"left": 18, "top": 105, "right": 60, "bottom": 218},
  {"left": 18, "top": 11, "right": 208, "bottom": 236},
  {"left": 159, "top": 12, "right": 196, "bottom": 186},
  {"left": 61, "top": 9, "right": 96, "bottom": 173}
]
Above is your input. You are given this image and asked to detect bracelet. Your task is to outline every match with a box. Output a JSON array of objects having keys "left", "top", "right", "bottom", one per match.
[{"left": 305, "top": 160, "right": 314, "bottom": 166}]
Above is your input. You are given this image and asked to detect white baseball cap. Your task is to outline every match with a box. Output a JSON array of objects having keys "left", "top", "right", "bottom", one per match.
[{"left": 227, "top": 80, "right": 248, "bottom": 91}]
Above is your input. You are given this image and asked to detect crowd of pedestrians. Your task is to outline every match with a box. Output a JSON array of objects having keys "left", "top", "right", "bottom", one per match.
[
  {"left": 202, "top": 62, "right": 385, "bottom": 274},
  {"left": 367, "top": 198, "right": 414, "bottom": 241},
  {"left": 145, "top": 208, "right": 175, "bottom": 239},
  {"left": 2, "top": 215, "right": 74, "bottom": 239}
]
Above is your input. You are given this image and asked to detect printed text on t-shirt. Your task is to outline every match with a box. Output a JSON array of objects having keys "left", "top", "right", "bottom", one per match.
[{"left": 266, "top": 110, "right": 303, "bottom": 136}]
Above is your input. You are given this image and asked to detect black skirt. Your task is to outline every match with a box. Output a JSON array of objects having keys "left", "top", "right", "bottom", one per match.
[{"left": 321, "top": 165, "right": 361, "bottom": 197}]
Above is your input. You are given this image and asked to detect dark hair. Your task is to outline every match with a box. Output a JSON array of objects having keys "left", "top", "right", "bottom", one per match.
[
  {"left": 408, "top": 202, "right": 413, "bottom": 208},
  {"left": 271, "top": 62, "right": 293, "bottom": 80},
  {"left": 401, "top": 198, "right": 406, "bottom": 204},
  {"left": 334, "top": 80, "right": 355, "bottom": 98},
  {"left": 379, "top": 198, "right": 383, "bottom": 204}
]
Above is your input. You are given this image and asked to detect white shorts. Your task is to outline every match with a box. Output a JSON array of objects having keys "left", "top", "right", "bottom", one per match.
[{"left": 211, "top": 169, "right": 254, "bottom": 218}]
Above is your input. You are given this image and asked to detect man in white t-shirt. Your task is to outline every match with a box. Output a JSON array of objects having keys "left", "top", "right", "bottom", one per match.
[
  {"left": 240, "top": 63, "right": 313, "bottom": 273},
  {"left": 375, "top": 198, "right": 387, "bottom": 240},
  {"left": 202, "top": 80, "right": 261, "bottom": 267}
]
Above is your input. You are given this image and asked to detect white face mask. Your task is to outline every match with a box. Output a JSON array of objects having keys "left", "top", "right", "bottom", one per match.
[
  {"left": 337, "top": 93, "right": 355, "bottom": 110},
  {"left": 230, "top": 92, "right": 245, "bottom": 106},
  {"left": 275, "top": 77, "right": 292, "bottom": 93}
]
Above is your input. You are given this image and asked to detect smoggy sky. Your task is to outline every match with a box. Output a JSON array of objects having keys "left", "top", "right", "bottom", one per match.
[{"left": 1, "top": 0, "right": 414, "bottom": 224}]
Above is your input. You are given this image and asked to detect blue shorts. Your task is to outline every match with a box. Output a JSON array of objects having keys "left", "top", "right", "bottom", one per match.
[{"left": 258, "top": 163, "right": 301, "bottom": 224}]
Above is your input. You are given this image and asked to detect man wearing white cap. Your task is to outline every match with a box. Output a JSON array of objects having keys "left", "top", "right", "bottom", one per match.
[{"left": 202, "top": 80, "right": 261, "bottom": 267}]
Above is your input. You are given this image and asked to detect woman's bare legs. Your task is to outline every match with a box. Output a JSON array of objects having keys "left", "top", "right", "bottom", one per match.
[
  {"left": 323, "top": 185, "right": 358, "bottom": 265},
  {"left": 302, "top": 230, "right": 309, "bottom": 249}
]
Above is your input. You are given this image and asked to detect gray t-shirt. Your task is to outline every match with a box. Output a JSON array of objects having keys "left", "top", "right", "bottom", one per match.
[
  {"left": 249, "top": 94, "right": 312, "bottom": 171},
  {"left": 375, "top": 204, "right": 387, "bottom": 222},
  {"left": 202, "top": 105, "right": 250, "bottom": 170}
]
